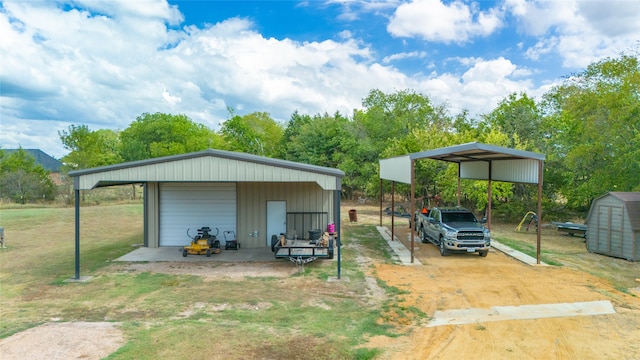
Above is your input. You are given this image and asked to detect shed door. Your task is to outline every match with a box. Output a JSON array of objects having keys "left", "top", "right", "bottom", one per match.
[
  {"left": 159, "top": 183, "right": 236, "bottom": 246},
  {"left": 596, "top": 205, "right": 624, "bottom": 256}
]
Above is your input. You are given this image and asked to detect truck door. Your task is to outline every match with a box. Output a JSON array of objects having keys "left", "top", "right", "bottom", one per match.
[{"left": 428, "top": 209, "right": 440, "bottom": 237}]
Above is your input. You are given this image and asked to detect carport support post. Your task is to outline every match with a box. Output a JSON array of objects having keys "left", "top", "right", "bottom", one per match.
[
  {"left": 74, "top": 188, "right": 80, "bottom": 280},
  {"left": 410, "top": 159, "right": 415, "bottom": 263},
  {"left": 537, "top": 160, "right": 543, "bottom": 264},
  {"left": 457, "top": 164, "right": 461, "bottom": 206},
  {"left": 379, "top": 179, "right": 383, "bottom": 226},
  {"left": 335, "top": 189, "right": 342, "bottom": 279},
  {"left": 487, "top": 167, "right": 493, "bottom": 231},
  {"left": 391, "top": 181, "right": 395, "bottom": 242}
]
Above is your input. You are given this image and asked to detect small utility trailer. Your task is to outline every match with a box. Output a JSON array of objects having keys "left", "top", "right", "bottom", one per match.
[
  {"left": 552, "top": 222, "right": 587, "bottom": 238},
  {"left": 271, "top": 233, "right": 334, "bottom": 268}
]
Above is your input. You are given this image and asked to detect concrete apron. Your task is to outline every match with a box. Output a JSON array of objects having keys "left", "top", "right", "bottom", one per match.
[
  {"left": 115, "top": 246, "right": 279, "bottom": 262},
  {"left": 427, "top": 300, "right": 616, "bottom": 327},
  {"left": 375, "top": 226, "right": 616, "bottom": 326}
]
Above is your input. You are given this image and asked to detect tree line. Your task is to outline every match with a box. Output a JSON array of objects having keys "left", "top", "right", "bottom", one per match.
[{"left": 2, "top": 54, "right": 638, "bottom": 220}]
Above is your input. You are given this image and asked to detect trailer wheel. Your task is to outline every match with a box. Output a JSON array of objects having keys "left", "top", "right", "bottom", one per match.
[
  {"left": 327, "top": 238, "right": 334, "bottom": 259},
  {"left": 271, "top": 235, "right": 278, "bottom": 252}
]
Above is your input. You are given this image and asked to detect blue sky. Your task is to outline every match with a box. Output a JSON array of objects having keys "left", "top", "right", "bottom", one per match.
[{"left": 1, "top": 0, "right": 639, "bottom": 159}]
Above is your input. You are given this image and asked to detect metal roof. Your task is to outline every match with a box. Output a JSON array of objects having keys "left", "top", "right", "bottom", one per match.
[
  {"left": 68, "top": 149, "right": 344, "bottom": 190},
  {"left": 69, "top": 149, "right": 344, "bottom": 178},
  {"left": 409, "top": 142, "right": 545, "bottom": 162},
  {"left": 380, "top": 142, "right": 545, "bottom": 185}
]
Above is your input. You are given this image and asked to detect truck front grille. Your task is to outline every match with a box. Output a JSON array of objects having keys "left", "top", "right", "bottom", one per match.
[{"left": 456, "top": 232, "right": 485, "bottom": 241}]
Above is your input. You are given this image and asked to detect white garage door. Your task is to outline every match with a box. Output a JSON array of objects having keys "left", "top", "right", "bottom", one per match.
[{"left": 159, "top": 183, "right": 236, "bottom": 246}]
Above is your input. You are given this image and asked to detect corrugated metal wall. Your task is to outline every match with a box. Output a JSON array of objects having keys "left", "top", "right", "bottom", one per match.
[{"left": 237, "top": 182, "right": 334, "bottom": 248}]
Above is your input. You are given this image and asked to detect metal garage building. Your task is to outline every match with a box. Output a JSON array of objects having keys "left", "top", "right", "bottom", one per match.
[
  {"left": 586, "top": 192, "right": 640, "bottom": 261},
  {"left": 68, "top": 150, "right": 344, "bottom": 278}
]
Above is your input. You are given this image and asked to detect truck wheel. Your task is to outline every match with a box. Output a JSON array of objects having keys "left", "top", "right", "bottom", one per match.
[
  {"left": 439, "top": 239, "right": 448, "bottom": 256},
  {"left": 479, "top": 251, "right": 488, "bottom": 257},
  {"left": 420, "top": 228, "right": 428, "bottom": 243}
]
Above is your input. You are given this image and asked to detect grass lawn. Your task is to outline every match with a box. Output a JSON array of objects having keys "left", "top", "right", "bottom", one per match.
[
  {"left": 0, "top": 203, "right": 412, "bottom": 359},
  {"left": 1, "top": 202, "right": 638, "bottom": 359}
]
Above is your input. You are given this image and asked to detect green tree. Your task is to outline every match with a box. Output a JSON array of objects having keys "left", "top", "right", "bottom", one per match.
[
  {"left": 59, "top": 125, "right": 122, "bottom": 170},
  {"left": 541, "top": 53, "right": 640, "bottom": 209},
  {"left": 280, "top": 110, "right": 313, "bottom": 160},
  {"left": 220, "top": 111, "right": 284, "bottom": 157},
  {"left": 119, "top": 113, "right": 222, "bottom": 161},
  {"left": 349, "top": 89, "right": 449, "bottom": 198},
  {"left": 0, "top": 148, "right": 55, "bottom": 203},
  {"left": 481, "top": 92, "right": 542, "bottom": 150}
]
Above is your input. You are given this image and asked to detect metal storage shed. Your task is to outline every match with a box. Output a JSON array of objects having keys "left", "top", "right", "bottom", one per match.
[
  {"left": 585, "top": 192, "right": 640, "bottom": 261},
  {"left": 68, "top": 149, "right": 344, "bottom": 279}
]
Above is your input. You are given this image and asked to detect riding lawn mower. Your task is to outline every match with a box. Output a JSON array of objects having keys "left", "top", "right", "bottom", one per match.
[{"left": 182, "top": 227, "right": 221, "bottom": 257}]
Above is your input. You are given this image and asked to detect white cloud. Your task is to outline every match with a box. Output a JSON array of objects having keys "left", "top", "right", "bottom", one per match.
[
  {"left": 413, "top": 57, "right": 536, "bottom": 116},
  {"left": 382, "top": 51, "right": 427, "bottom": 63},
  {"left": 69, "top": 0, "right": 184, "bottom": 25},
  {"left": 2, "top": 0, "right": 629, "bottom": 160},
  {"left": 506, "top": 0, "right": 640, "bottom": 68},
  {"left": 387, "top": 0, "right": 503, "bottom": 43}
]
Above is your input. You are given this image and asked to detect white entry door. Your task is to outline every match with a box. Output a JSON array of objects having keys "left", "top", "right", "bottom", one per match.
[{"left": 266, "top": 201, "right": 286, "bottom": 246}]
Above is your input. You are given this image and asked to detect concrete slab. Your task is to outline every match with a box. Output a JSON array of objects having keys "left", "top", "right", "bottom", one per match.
[
  {"left": 427, "top": 300, "right": 615, "bottom": 327},
  {"left": 376, "top": 226, "right": 422, "bottom": 265},
  {"left": 115, "top": 246, "right": 278, "bottom": 262},
  {"left": 491, "top": 240, "right": 547, "bottom": 266}
]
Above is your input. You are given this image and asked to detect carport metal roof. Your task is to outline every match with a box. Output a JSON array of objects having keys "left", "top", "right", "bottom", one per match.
[{"left": 379, "top": 142, "right": 545, "bottom": 264}]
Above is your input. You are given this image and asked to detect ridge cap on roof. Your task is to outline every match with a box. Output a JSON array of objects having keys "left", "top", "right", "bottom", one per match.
[{"left": 69, "top": 149, "right": 344, "bottom": 178}]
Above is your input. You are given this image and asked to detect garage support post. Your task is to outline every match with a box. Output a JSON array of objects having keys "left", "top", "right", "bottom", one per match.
[
  {"left": 74, "top": 188, "right": 80, "bottom": 280},
  {"left": 334, "top": 189, "right": 342, "bottom": 279}
]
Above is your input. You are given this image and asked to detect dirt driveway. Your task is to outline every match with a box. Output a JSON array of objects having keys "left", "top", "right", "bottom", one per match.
[{"left": 365, "top": 221, "right": 640, "bottom": 359}]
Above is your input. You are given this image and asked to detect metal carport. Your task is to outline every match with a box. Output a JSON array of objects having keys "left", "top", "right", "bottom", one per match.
[{"left": 379, "top": 142, "right": 545, "bottom": 263}]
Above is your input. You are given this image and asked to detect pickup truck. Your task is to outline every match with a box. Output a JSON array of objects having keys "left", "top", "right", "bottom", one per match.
[{"left": 414, "top": 207, "right": 491, "bottom": 257}]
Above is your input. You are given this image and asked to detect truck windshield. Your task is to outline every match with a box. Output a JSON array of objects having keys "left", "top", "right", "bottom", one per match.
[{"left": 442, "top": 212, "right": 477, "bottom": 223}]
